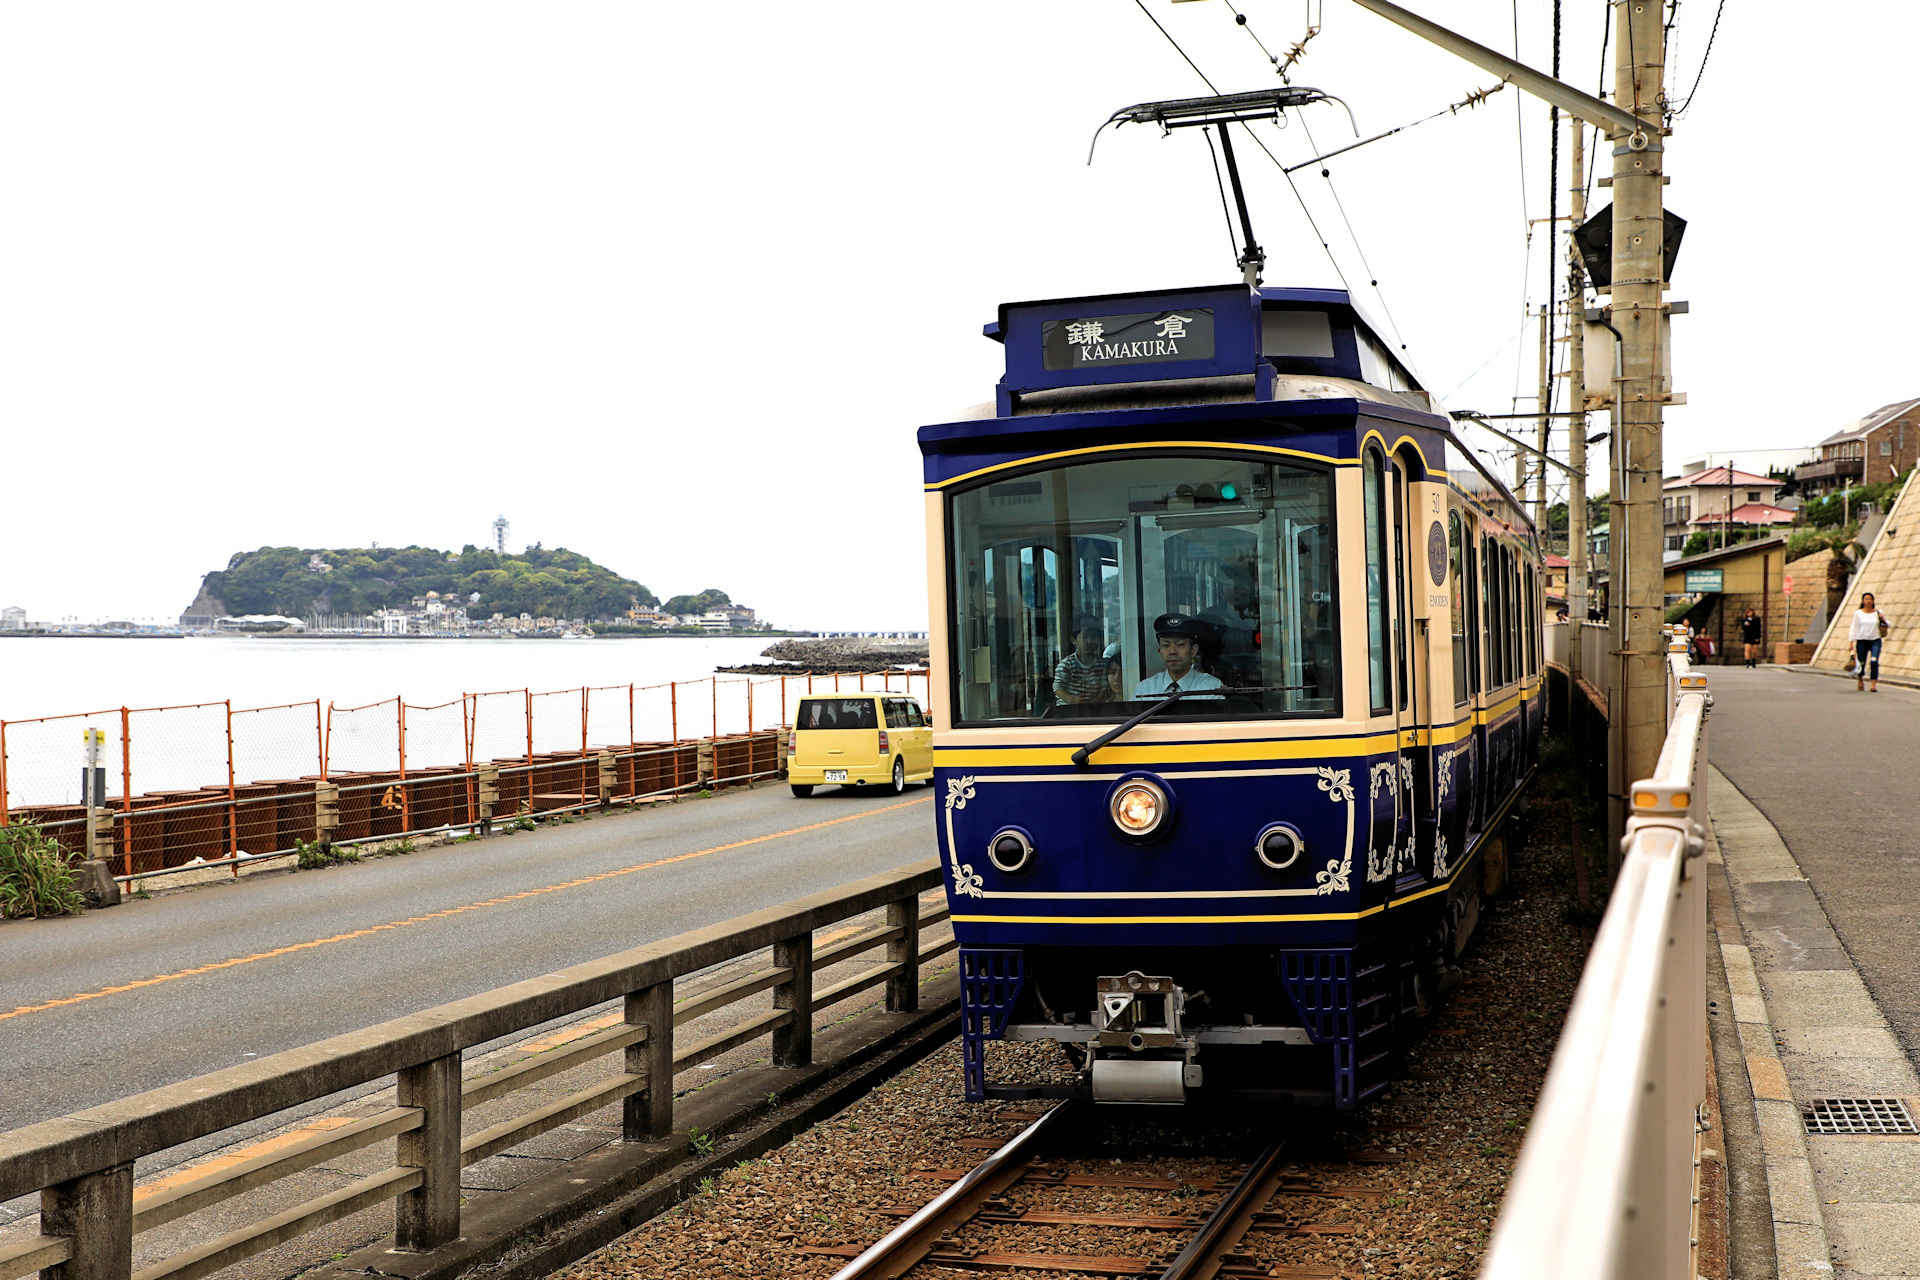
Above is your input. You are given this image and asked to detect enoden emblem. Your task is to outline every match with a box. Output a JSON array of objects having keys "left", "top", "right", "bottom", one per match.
[{"left": 1427, "top": 519, "right": 1448, "bottom": 586}]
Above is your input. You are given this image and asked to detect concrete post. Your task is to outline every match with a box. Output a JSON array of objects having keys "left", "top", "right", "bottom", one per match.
[
  {"left": 771, "top": 934, "right": 813, "bottom": 1068},
  {"left": 596, "top": 750, "right": 616, "bottom": 810},
  {"left": 624, "top": 982, "right": 674, "bottom": 1141},
  {"left": 84, "top": 807, "right": 115, "bottom": 864},
  {"left": 313, "top": 781, "right": 340, "bottom": 851},
  {"left": 885, "top": 895, "right": 920, "bottom": 1014},
  {"left": 475, "top": 764, "right": 499, "bottom": 837},
  {"left": 695, "top": 740, "right": 713, "bottom": 790},
  {"left": 41, "top": 1162, "right": 132, "bottom": 1280},
  {"left": 1605, "top": 0, "right": 1670, "bottom": 870},
  {"left": 394, "top": 1053, "right": 461, "bottom": 1252}
]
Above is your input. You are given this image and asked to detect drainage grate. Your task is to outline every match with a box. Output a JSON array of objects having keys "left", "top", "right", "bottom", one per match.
[{"left": 1803, "top": 1097, "right": 1919, "bottom": 1135}]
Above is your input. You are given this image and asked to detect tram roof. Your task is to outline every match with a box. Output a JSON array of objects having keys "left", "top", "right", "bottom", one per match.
[{"left": 930, "top": 281, "right": 1535, "bottom": 535}]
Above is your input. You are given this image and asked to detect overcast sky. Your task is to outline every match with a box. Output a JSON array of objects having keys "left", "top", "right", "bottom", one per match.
[{"left": 1, "top": 2, "right": 1911, "bottom": 629}]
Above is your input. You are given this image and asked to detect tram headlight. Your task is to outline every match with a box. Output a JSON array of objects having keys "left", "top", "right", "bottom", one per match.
[
  {"left": 1106, "top": 774, "right": 1172, "bottom": 841},
  {"left": 1254, "top": 822, "right": 1306, "bottom": 871},
  {"left": 987, "top": 827, "right": 1035, "bottom": 874}
]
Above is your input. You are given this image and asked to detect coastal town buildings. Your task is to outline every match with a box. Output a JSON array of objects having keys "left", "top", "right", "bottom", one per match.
[
  {"left": 1798, "top": 398, "right": 1920, "bottom": 496},
  {"left": 1662, "top": 466, "right": 1787, "bottom": 553}
]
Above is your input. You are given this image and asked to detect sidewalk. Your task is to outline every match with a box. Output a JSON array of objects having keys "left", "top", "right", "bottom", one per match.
[{"left": 1711, "top": 765, "right": 1920, "bottom": 1279}]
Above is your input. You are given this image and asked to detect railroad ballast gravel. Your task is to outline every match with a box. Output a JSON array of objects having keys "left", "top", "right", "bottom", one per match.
[{"left": 557, "top": 794, "right": 1587, "bottom": 1279}]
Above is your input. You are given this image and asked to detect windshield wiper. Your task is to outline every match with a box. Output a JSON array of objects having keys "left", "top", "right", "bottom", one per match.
[
  {"left": 1066, "top": 685, "right": 1322, "bottom": 767},
  {"left": 1071, "top": 688, "right": 1186, "bottom": 768}
]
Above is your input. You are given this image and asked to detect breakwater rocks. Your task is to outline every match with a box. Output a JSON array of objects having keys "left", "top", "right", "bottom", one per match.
[{"left": 716, "top": 637, "right": 929, "bottom": 675}]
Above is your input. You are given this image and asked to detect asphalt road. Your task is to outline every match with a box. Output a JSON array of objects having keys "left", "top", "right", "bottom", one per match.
[
  {"left": 1707, "top": 665, "right": 1920, "bottom": 1059},
  {"left": 0, "top": 781, "right": 937, "bottom": 1136}
]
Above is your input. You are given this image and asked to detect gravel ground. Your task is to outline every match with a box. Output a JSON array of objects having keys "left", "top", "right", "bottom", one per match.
[{"left": 558, "top": 790, "right": 1591, "bottom": 1280}]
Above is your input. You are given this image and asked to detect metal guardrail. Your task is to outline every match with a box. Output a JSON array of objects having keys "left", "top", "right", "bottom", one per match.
[
  {"left": 1544, "top": 619, "right": 1612, "bottom": 701},
  {"left": 1482, "top": 626, "right": 1709, "bottom": 1279},
  {"left": 0, "top": 859, "right": 953, "bottom": 1280}
]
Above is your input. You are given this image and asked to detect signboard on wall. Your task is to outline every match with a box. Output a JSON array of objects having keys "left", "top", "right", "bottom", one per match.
[{"left": 1685, "top": 569, "right": 1724, "bottom": 593}]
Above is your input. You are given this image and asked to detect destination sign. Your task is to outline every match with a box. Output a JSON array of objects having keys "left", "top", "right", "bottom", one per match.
[{"left": 1041, "top": 308, "right": 1215, "bottom": 372}]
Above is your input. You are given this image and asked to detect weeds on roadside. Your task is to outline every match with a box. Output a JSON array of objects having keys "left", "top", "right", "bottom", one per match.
[
  {"left": 0, "top": 822, "right": 84, "bottom": 918},
  {"left": 688, "top": 1126, "right": 716, "bottom": 1156},
  {"left": 295, "top": 839, "right": 362, "bottom": 870}
]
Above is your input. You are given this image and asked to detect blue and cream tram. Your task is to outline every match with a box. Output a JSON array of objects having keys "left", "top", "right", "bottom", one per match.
[{"left": 921, "top": 283, "right": 1544, "bottom": 1108}]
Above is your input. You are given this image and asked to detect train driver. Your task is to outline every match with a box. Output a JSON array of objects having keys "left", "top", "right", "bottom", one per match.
[{"left": 1132, "top": 614, "right": 1226, "bottom": 699}]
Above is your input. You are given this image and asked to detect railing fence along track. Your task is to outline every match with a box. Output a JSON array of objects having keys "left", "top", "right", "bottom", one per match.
[
  {"left": 0, "top": 860, "right": 955, "bottom": 1280},
  {"left": 1544, "top": 619, "right": 1612, "bottom": 700},
  {"left": 1482, "top": 626, "right": 1710, "bottom": 1279},
  {"left": 0, "top": 671, "right": 929, "bottom": 882}
]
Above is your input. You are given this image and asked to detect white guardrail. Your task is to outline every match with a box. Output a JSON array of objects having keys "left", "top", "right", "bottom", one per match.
[
  {"left": 1544, "top": 619, "right": 1613, "bottom": 700},
  {"left": 1483, "top": 625, "right": 1709, "bottom": 1280}
]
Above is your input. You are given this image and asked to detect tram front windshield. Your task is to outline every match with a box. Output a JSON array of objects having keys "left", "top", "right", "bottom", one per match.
[{"left": 948, "top": 455, "right": 1338, "bottom": 723}]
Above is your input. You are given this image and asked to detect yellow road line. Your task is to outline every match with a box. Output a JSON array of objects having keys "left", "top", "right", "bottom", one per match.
[
  {"left": 513, "top": 1011, "right": 625, "bottom": 1055},
  {"left": 131, "top": 1116, "right": 358, "bottom": 1200},
  {"left": 1, "top": 796, "right": 932, "bottom": 1024}
]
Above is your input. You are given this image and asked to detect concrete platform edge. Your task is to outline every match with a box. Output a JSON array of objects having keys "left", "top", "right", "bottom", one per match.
[
  {"left": 1707, "top": 767, "right": 1837, "bottom": 1280},
  {"left": 304, "top": 978, "right": 961, "bottom": 1280}
]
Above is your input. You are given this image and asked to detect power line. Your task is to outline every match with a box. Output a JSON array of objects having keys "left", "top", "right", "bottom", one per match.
[
  {"left": 1295, "top": 112, "right": 1409, "bottom": 350},
  {"left": 1130, "top": 0, "right": 1220, "bottom": 92},
  {"left": 1127, "top": 0, "right": 1358, "bottom": 297},
  {"left": 1671, "top": 0, "right": 1727, "bottom": 117}
]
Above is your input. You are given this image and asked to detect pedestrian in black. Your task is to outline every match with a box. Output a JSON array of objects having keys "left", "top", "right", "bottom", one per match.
[{"left": 1739, "top": 608, "right": 1763, "bottom": 667}]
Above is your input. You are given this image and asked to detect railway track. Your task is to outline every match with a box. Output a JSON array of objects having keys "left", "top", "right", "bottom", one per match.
[{"left": 805, "top": 1101, "right": 1383, "bottom": 1279}]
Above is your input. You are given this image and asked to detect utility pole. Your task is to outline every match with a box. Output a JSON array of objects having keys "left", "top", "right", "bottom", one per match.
[
  {"left": 1566, "top": 114, "right": 1590, "bottom": 664},
  {"left": 1534, "top": 304, "right": 1551, "bottom": 534},
  {"left": 1602, "top": 0, "right": 1670, "bottom": 870},
  {"left": 1338, "top": 0, "right": 1673, "bottom": 866}
]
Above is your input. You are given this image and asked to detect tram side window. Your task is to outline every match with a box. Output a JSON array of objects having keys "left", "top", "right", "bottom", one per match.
[
  {"left": 1481, "top": 536, "right": 1498, "bottom": 688},
  {"left": 1506, "top": 547, "right": 1519, "bottom": 684},
  {"left": 1463, "top": 524, "right": 1482, "bottom": 697},
  {"left": 1448, "top": 511, "right": 1468, "bottom": 705},
  {"left": 1363, "top": 450, "right": 1391, "bottom": 713},
  {"left": 948, "top": 455, "right": 1340, "bottom": 724},
  {"left": 1528, "top": 568, "right": 1543, "bottom": 671}
]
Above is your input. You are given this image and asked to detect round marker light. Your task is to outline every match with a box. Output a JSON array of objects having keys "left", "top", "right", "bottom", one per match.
[
  {"left": 1110, "top": 780, "right": 1166, "bottom": 837},
  {"left": 987, "top": 827, "right": 1035, "bottom": 874},
  {"left": 1255, "top": 822, "right": 1306, "bottom": 871}
]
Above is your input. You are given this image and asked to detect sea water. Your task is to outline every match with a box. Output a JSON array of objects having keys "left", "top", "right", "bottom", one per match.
[{"left": 0, "top": 635, "right": 870, "bottom": 806}]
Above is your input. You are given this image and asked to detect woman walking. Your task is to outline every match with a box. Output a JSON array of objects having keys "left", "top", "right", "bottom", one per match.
[
  {"left": 1849, "top": 591, "right": 1890, "bottom": 692},
  {"left": 1739, "top": 608, "right": 1764, "bottom": 667}
]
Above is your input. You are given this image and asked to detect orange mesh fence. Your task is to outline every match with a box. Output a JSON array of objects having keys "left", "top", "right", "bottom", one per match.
[
  {"left": 399, "top": 699, "right": 469, "bottom": 831},
  {"left": 325, "top": 698, "right": 400, "bottom": 777},
  {"left": 528, "top": 688, "right": 584, "bottom": 756},
  {"left": 467, "top": 689, "right": 529, "bottom": 768},
  {"left": 401, "top": 699, "right": 467, "bottom": 774},
  {"left": 120, "top": 702, "right": 236, "bottom": 870},
  {"left": 633, "top": 682, "right": 676, "bottom": 743},
  {"left": 584, "top": 684, "right": 632, "bottom": 749},
  {"left": 231, "top": 702, "right": 323, "bottom": 788},
  {"left": 2, "top": 671, "right": 912, "bottom": 872},
  {"left": 0, "top": 708, "right": 126, "bottom": 811}
]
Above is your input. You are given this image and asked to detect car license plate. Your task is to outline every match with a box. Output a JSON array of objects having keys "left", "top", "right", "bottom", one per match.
[{"left": 825, "top": 769, "right": 847, "bottom": 782}]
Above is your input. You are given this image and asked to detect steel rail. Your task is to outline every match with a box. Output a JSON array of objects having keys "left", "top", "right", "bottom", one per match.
[
  {"left": 826, "top": 1101, "right": 1080, "bottom": 1280},
  {"left": 1158, "top": 1138, "right": 1290, "bottom": 1280}
]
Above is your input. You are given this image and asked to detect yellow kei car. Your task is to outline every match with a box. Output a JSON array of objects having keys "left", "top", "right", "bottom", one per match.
[{"left": 787, "top": 692, "right": 933, "bottom": 796}]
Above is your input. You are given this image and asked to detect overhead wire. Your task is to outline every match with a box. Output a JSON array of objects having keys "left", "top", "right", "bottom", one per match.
[
  {"left": 1670, "top": 0, "right": 1727, "bottom": 118},
  {"left": 1187, "top": 0, "right": 1423, "bottom": 350},
  {"left": 1293, "top": 113, "right": 1409, "bottom": 350},
  {"left": 1508, "top": 0, "right": 1532, "bottom": 416},
  {"left": 1127, "top": 0, "right": 1361, "bottom": 302}
]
